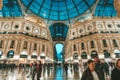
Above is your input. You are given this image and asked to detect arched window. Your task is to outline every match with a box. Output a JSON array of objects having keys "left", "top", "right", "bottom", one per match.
[
  {"left": 0, "top": 40, "right": 3, "bottom": 48},
  {"left": 10, "top": 40, "right": 15, "bottom": 48},
  {"left": 23, "top": 41, "right": 28, "bottom": 49},
  {"left": 90, "top": 41, "right": 94, "bottom": 48},
  {"left": 81, "top": 43, "right": 85, "bottom": 50},
  {"left": 102, "top": 39, "right": 107, "bottom": 47},
  {"left": 33, "top": 43, "right": 37, "bottom": 50},
  {"left": 73, "top": 44, "right": 77, "bottom": 51},
  {"left": 112, "top": 39, "right": 118, "bottom": 47},
  {"left": 42, "top": 45, "right": 45, "bottom": 52}
]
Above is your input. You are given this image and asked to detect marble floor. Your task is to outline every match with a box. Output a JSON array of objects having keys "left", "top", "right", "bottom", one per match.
[{"left": 0, "top": 66, "right": 110, "bottom": 80}]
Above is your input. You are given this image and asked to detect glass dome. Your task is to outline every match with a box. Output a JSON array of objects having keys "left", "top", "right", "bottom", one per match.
[
  {"left": 94, "top": 0, "right": 117, "bottom": 17},
  {"left": 21, "top": 0, "right": 96, "bottom": 21}
]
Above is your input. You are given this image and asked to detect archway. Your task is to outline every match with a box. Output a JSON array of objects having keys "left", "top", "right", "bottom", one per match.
[
  {"left": 114, "top": 49, "right": 120, "bottom": 58},
  {"left": 104, "top": 50, "right": 111, "bottom": 58},
  {"left": 49, "top": 23, "right": 69, "bottom": 63},
  {"left": 7, "top": 50, "right": 14, "bottom": 58},
  {"left": 54, "top": 43, "right": 64, "bottom": 63},
  {"left": 81, "top": 52, "right": 87, "bottom": 59},
  {"left": 73, "top": 53, "right": 78, "bottom": 59},
  {"left": 19, "top": 51, "right": 28, "bottom": 63},
  {"left": 91, "top": 51, "right": 98, "bottom": 58}
]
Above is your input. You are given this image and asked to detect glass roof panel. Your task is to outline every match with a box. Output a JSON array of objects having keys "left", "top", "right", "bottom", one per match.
[
  {"left": 0, "top": 0, "right": 22, "bottom": 17},
  {"left": 94, "top": 0, "right": 117, "bottom": 17},
  {"left": 49, "top": 23, "right": 69, "bottom": 41},
  {"left": 21, "top": 0, "right": 96, "bottom": 21}
]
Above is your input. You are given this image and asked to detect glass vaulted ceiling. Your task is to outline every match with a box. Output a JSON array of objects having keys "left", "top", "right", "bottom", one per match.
[
  {"left": 21, "top": 0, "right": 96, "bottom": 21},
  {"left": 94, "top": 0, "right": 117, "bottom": 17},
  {"left": 49, "top": 23, "right": 69, "bottom": 41},
  {"left": 0, "top": 0, "right": 22, "bottom": 17}
]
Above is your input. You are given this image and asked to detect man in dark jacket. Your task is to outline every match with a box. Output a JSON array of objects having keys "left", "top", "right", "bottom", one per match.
[
  {"left": 111, "top": 59, "right": 120, "bottom": 80},
  {"left": 81, "top": 59, "right": 103, "bottom": 80},
  {"left": 94, "top": 57, "right": 105, "bottom": 80},
  {"left": 36, "top": 61, "right": 42, "bottom": 80},
  {"left": 63, "top": 62, "right": 68, "bottom": 76}
]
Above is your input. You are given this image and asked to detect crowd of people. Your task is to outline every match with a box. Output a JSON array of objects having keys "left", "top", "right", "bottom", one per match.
[
  {"left": 27, "top": 61, "right": 42, "bottom": 80},
  {"left": 63, "top": 57, "right": 120, "bottom": 80},
  {"left": 81, "top": 57, "right": 120, "bottom": 80},
  {"left": 0, "top": 58, "right": 120, "bottom": 80}
]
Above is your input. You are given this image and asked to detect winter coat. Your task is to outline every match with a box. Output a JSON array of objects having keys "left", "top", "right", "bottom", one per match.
[
  {"left": 81, "top": 68, "right": 103, "bottom": 80},
  {"left": 111, "top": 67, "right": 120, "bottom": 80}
]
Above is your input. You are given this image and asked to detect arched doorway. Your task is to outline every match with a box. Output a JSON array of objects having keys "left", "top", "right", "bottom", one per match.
[
  {"left": 114, "top": 49, "right": 120, "bottom": 58},
  {"left": 30, "top": 52, "right": 37, "bottom": 63},
  {"left": 104, "top": 50, "right": 111, "bottom": 58},
  {"left": 7, "top": 50, "right": 14, "bottom": 58},
  {"left": 81, "top": 52, "right": 87, "bottom": 59},
  {"left": 0, "top": 50, "right": 3, "bottom": 58},
  {"left": 73, "top": 53, "right": 78, "bottom": 59},
  {"left": 54, "top": 43, "right": 64, "bottom": 63},
  {"left": 91, "top": 51, "right": 98, "bottom": 58},
  {"left": 73, "top": 53, "right": 79, "bottom": 63},
  {"left": 49, "top": 23, "right": 69, "bottom": 63},
  {"left": 19, "top": 51, "right": 28, "bottom": 63}
]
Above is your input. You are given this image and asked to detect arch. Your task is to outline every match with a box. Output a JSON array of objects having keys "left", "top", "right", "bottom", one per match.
[
  {"left": 114, "top": 49, "right": 120, "bottom": 58},
  {"left": 54, "top": 43, "right": 64, "bottom": 62},
  {"left": 7, "top": 50, "right": 14, "bottom": 58},
  {"left": 31, "top": 52, "right": 37, "bottom": 58},
  {"left": 81, "top": 52, "right": 87, "bottom": 59},
  {"left": 20, "top": 51, "right": 28, "bottom": 58},
  {"left": 0, "top": 50, "right": 3, "bottom": 58},
  {"left": 104, "top": 50, "right": 110, "bottom": 58},
  {"left": 40, "top": 52, "right": 46, "bottom": 59},
  {"left": 73, "top": 53, "right": 78, "bottom": 59},
  {"left": 91, "top": 50, "right": 98, "bottom": 58}
]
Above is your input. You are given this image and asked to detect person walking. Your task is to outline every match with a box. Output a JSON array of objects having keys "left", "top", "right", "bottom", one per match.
[
  {"left": 81, "top": 59, "right": 103, "bottom": 80},
  {"left": 36, "top": 61, "right": 42, "bottom": 80},
  {"left": 63, "top": 62, "right": 68, "bottom": 77},
  {"left": 94, "top": 57, "right": 105, "bottom": 80},
  {"left": 111, "top": 59, "right": 120, "bottom": 80},
  {"left": 31, "top": 61, "right": 37, "bottom": 80}
]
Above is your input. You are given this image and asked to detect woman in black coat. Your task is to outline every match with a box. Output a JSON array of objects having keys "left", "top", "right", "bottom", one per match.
[{"left": 111, "top": 59, "right": 120, "bottom": 80}]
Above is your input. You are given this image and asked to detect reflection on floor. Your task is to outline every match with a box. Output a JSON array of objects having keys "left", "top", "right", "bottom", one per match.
[{"left": 0, "top": 66, "right": 110, "bottom": 80}]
